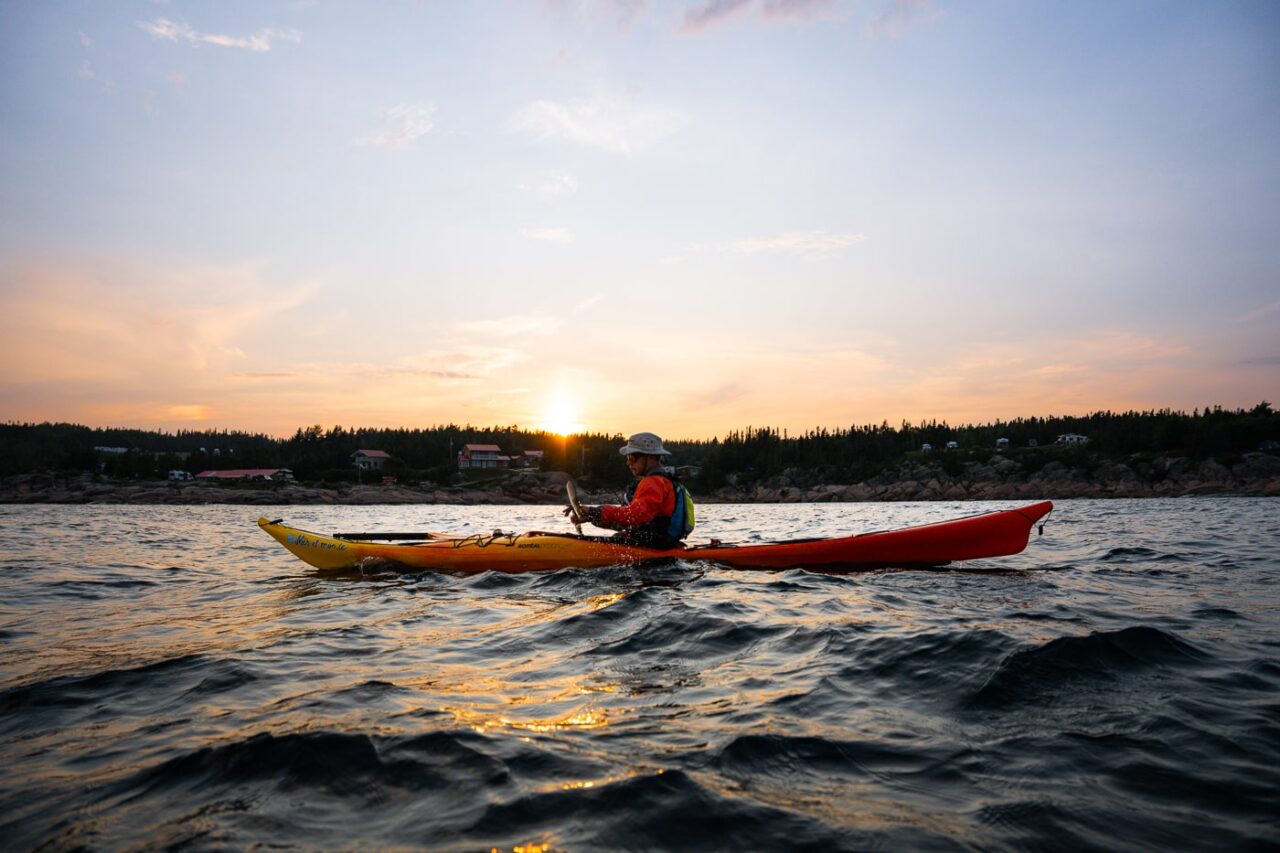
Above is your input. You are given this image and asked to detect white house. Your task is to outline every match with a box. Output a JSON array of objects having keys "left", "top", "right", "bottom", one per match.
[
  {"left": 195, "top": 468, "right": 293, "bottom": 481},
  {"left": 1055, "top": 433, "right": 1090, "bottom": 446}
]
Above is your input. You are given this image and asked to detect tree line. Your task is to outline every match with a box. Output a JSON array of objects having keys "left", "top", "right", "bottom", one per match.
[{"left": 1, "top": 402, "right": 1275, "bottom": 487}]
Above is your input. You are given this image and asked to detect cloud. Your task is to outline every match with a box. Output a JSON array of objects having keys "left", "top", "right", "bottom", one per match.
[
  {"left": 680, "top": 0, "right": 836, "bottom": 32},
  {"left": 137, "top": 18, "right": 302, "bottom": 51},
  {"left": 1235, "top": 299, "right": 1280, "bottom": 324},
  {"left": 166, "top": 404, "right": 211, "bottom": 421},
  {"left": 453, "top": 315, "right": 565, "bottom": 337},
  {"left": 508, "top": 92, "right": 682, "bottom": 155},
  {"left": 520, "top": 227, "right": 575, "bottom": 243},
  {"left": 355, "top": 102, "right": 437, "bottom": 148},
  {"left": 571, "top": 295, "right": 604, "bottom": 314},
  {"left": 762, "top": 0, "right": 837, "bottom": 21},
  {"left": 681, "top": 0, "right": 753, "bottom": 32},
  {"left": 729, "top": 230, "right": 866, "bottom": 255},
  {"left": 393, "top": 347, "right": 527, "bottom": 378},
  {"left": 0, "top": 260, "right": 318, "bottom": 385},
  {"left": 542, "top": 0, "right": 648, "bottom": 30},
  {"left": 79, "top": 32, "right": 93, "bottom": 49},
  {"left": 865, "top": 0, "right": 937, "bottom": 39},
  {"left": 518, "top": 172, "right": 579, "bottom": 195},
  {"left": 680, "top": 382, "right": 752, "bottom": 409}
]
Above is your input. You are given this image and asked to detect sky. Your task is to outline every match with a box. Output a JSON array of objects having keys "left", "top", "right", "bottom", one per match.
[{"left": 1, "top": 0, "right": 1277, "bottom": 440}]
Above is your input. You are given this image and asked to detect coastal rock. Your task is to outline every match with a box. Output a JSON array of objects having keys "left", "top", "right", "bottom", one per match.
[{"left": 1233, "top": 452, "right": 1280, "bottom": 480}]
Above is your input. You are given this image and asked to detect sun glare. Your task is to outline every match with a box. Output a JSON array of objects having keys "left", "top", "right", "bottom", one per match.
[{"left": 539, "top": 397, "right": 583, "bottom": 436}]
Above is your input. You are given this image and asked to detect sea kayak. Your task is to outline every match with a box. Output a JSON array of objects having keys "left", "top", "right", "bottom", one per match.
[{"left": 258, "top": 501, "right": 1052, "bottom": 573}]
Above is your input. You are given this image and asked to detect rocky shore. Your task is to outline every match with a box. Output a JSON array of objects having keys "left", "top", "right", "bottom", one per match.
[
  {"left": 4, "top": 453, "right": 1279, "bottom": 505},
  {"left": 707, "top": 452, "right": 1280, "bottom": 502}
]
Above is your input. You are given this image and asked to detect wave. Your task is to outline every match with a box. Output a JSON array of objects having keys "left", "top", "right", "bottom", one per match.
[{"left": 969, "top": 626, "right": 1206, "bottom": 708}]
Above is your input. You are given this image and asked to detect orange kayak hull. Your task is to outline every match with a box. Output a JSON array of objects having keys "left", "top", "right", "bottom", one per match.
[{"left": 258, "top": 501, "right": 1053, "bottom": 573}]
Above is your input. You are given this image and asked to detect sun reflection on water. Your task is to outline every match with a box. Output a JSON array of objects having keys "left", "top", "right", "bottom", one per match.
[{"left": 446, "top": 705, "right": 609, "bottom": 734}]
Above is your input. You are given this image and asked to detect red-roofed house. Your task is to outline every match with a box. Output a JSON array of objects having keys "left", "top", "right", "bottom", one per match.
[
  {"left": 458, "top": 444, "right": 506, "bottom": 470},
  {"left": 351, "top": 449, "right": 391, "bottom": 471}
]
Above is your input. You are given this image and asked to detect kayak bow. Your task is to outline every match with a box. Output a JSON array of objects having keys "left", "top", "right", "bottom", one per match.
[{"left": 258, "top": 501, "right": 1053, "bottom": 573}]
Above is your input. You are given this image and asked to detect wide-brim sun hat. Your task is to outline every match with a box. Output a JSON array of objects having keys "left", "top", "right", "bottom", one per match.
[{"left": 619, "top": 432, "right": 670, "bottom": 457}]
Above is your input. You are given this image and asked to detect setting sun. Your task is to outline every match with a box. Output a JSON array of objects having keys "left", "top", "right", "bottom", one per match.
[{"left": 538, "top": 397, "right": 583, "bottom": 436}]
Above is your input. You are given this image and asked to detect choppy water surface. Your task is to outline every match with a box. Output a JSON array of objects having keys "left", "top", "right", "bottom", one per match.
[{"left": 1, "top": 499, "right": 1277, "bottom": 851}]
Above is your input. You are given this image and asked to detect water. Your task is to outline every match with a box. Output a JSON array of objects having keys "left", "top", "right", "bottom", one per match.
[{"left": 1, "top": 499, "right": 1277, "bottom": 851}]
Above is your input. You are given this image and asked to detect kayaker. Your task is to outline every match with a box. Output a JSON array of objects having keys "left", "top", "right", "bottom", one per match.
[{"left": 565, "top": 431, "right": 694, "bottom": 549}]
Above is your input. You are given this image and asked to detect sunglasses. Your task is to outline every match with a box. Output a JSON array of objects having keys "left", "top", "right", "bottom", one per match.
[{"left": 626, "top": 453, "right": 646, "bottom": 463}]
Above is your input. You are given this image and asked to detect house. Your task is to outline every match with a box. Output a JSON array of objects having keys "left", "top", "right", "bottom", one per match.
[
  {"left": 675, "top": 465, "right": 702, "bottom": 479},
  {"left": 351, "top": 449, "right": 391, "bottom": 471},
  {"left": 945, "top": 441, "right": 959, "bottom": 450},
  {"left": 168, "top": 470, "right": 193, "bottom": 481},
  {"left": 458, "top": 444, "right": 506, "bottom": 469},
  {"left": 520, "top": 450, "right": 545, "bottom": 469},
  {"left": 996, "top": 437, "right": 1010, "bottom": 450},
  {"left": 195, "top": 468, "right": 294, "bottom": 481},
  {"left": 1055, "top": 433, "right": 1090, "bottom": 446},
  {"left": 921, "top": 443, "right": 933, "bottom": 452}
]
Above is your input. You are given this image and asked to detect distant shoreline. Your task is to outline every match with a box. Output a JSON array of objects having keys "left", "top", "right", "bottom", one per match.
[{"left": 4, "top": 454, "right": 1278, "bottom": 505}]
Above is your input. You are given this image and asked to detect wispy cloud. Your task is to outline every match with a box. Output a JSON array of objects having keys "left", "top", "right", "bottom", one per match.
[
  {"left": 518, "top": 172, "right": 579, "bottom": 195},
  {"left": 680, "top": 0, "right": 835, "bottom": 32},
  {"left": 681, "top": 382, "right": 752, "bottom": 409},
  {"left": 76, "top": 30, "right": 114, "bottom": 92},
  {"left": 521, "top": 227, "right": 575, "bottom": 243},
  {"left": 395, "top": 347, "right": 526, "bottom": 378},
  {"left": 681, "top": 0, "right": 753, "bottom": 32},
  {"left": 542, "top": 0, "right": 648, "bottom": 31},
  {"left": 453, "top": 315, "right": 565, "bottom": 337},
  {"left": 355, "top": 102, "right": 436, "bottom": 148},
  {"left": 0, "top": 261, "right": 319, "bottom": 386},
  {"left": 137, "top": 18, "right": 302, "bottom": 51},
  {"left": 762, "top": 0, "right": 837, "bottom": 21},
  {"left": 166, "top": 404, "right": 211, "bottom": 421},
  {"left": 730, "top": 230, "right": 865, "bottom": 255},
  {"left": 1235, "top": 299, "right": 1280, "bottom": 324},
  {"left": 508, "top": 91, "right": 682, "bottom": 155},
  {"left": 865, "top": 0, "right": 937, "bottom": 39}
]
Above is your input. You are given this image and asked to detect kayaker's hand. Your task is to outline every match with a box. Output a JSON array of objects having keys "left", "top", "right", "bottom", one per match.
[{"left": 563, "top": 505, "right": 600, "bottom": 526}]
